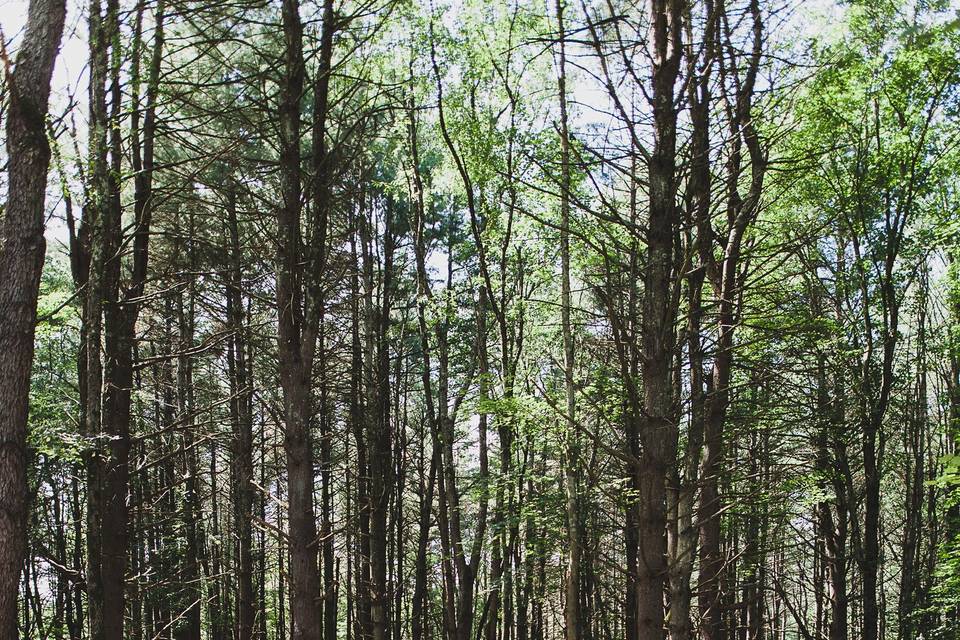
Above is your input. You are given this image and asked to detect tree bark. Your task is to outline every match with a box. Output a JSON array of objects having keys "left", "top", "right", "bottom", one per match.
[
  {"left": 226, "top": 184, "right": 256, "bottom": 640},
  {"left": 555, "top": 3, "right": 581, "bottom": 638},
  {"left": 635, "top": 0, "right": 683, "bottom": 637},
  {"left": 0, "top": 0, "right": 66, "bottom": 636},
  {"left": 277, "top": 3, "right": 323, "bottom": 639}
]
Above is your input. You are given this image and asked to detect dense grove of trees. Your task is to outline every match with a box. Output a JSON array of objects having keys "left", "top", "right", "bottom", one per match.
[{"left": 1, "top": 0, "right": 960, "bottom": 639}]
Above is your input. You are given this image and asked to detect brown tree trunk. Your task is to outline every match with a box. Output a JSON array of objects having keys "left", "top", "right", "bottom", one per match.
[
  {"left": 669, "top": 3, "right": 714, "bottom": 635},
  {"left": 312, "top": 5, "right": 337, "bottom": 639},
  {"left": 555, "top": 3, "right": 581, "bottom": 640},
  {"left": 276, "top": 1, "right": 325, "bottom": 638},
  {"left": 816, "top": 351, "right": 849, "bottom": 640},
  {"left": 429, "top": 25, "right": 490, "bottom": 640},
  {"left": 226, "top": 185, "right": 256, "bottom": 640},
  {"left": 366, "top": 195, "right": 395, "bottom": 640},
  {"left": 408, "top": 102, "right": 441, "bottom": 640},
  {"left": 82, "top": 0, "right": 108, "bottom": 628},
  {"left": 0, "top": 0, "right": 66, "bottom": 636},
  {"left": 696, "top": 6, "right": 764, "bottom": 638},
  {"left": 899, "top": 273, "right": 928, "bottom": 640},
  {"left": 178, "top": 273, "right": 202, "bottom": 640},
  {"left": 97, "top": 0, "right": 133, "bottom": 631},
  {"left": 669, "top": 251, "right": 705, "bottom": 640},
  {"left": 635, "top": 0, "right": 683, "bottom": 637},
  {"left": 82, "top": 0, "right": 162, "bottom": 636}
]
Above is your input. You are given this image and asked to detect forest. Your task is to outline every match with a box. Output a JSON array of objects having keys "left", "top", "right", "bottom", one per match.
[{"left": 1, "top": 0, "right": 959, "bottom": 638}]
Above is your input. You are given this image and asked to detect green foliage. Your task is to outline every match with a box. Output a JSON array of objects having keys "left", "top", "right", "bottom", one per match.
[{"left": 28, "top": 253, "right": 83, "bottom": 465}]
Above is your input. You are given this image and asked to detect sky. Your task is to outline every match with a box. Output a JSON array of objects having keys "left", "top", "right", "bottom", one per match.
[
  {"left": 2, "top": 0, "right": 89, "bottom": 248},
  {"left": 0, "top": 0, "right": 853, "bottom": 253},
  {"left": 1, "top": 0, "right": 88, "bottom": 116}
]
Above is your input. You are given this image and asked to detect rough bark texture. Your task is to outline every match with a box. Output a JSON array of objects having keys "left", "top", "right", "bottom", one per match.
[
  {"left": 0, "top": 0, "right": 67, "bottom": 636},
  {"left": 696, "top": 6, "right": 764, "bottom": 637},
  {"left": 276, "top": 1, "right": 330, "bottom": 638},
  {"left": 635, "top": 0, "right": 682, "bottom": 637}
]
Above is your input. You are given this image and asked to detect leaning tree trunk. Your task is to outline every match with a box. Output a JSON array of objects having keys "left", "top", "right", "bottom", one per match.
[{"left": 0, "top": 0, "right": 67, "bottom": 636}]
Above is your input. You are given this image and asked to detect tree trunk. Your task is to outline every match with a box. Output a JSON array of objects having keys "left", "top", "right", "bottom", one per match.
[
  {"left": 225, "top": 184, "right": 256, "bottom": 640},
  {"left": 555, "top": 3, "right": 581, "bottom": 638},
  {"left": 635, "top": 0, "right": 683, "bottom": 637},
  {"left": 277, "top": 2, "right": 323, "bottom": 639},
  {"left": 0, "top": 0, "right": 66, "bottom": 636},
  {"left": 367, "top": 196, "right": 395, "bottom": 640}
]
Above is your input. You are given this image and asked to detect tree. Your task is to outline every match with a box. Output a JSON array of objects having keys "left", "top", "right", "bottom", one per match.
[
  {"left": 0, "top": 0, "right": 67, "bottom": 636},
  {"left": 7, "top": 2, "right": 960, "bottom": 640}
]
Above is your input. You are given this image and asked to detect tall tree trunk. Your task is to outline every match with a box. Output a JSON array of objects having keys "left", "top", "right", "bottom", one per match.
[
  {"left": 82, "top": 0, "right": 110, "bottom": 633},
  {"left": 97, "top": 0, "right": 133, "bottom": 630},
  {"left": 408, "top": 100, "right": 441, "bottom": 640},
  {"left": 312, "top": 4, "right": 337, "bottom": 639},
  {"left": 429, "top": 24, "right": 489, "bottom": 640},
  {"left": 367, "top": 196, "right": 395, "bottom": 640},
  {"left": 0, "top": 0, "right": 66, "bottom": 636},
  {"left": 276, "top": 1, "right": 324, "bottom": 638},
  {"left": 670, "top": 3, "right": 714, "bottom": 634},
  {"left": 84, "top": 0, "right": 163, "bottom": 635},
  {"left": 822, "top": 373, "right": 849, "bottom": 640},
  {"left": 350, "top": 208, "right": 372, "bottom": 640},
  {"left": 635, "top": 0, "right": 683, "bottom": 637},
  {"left": 669, "top": 247, "right": 705, "bottom": 640},
  {"left": 899, "top": 273, "right": 928, "bottom": 640},
  {"left": 554, "top": 2, "right": 581, "bottom": 638},
  {"left": 226, "top": 184, "right": 256, "bottom": 640},
  {"left": 173, "top": 195, "right": 202, "bottom": 640},
  {"left": 697, "top": 7, "right": 764, "bottom": 639}
]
